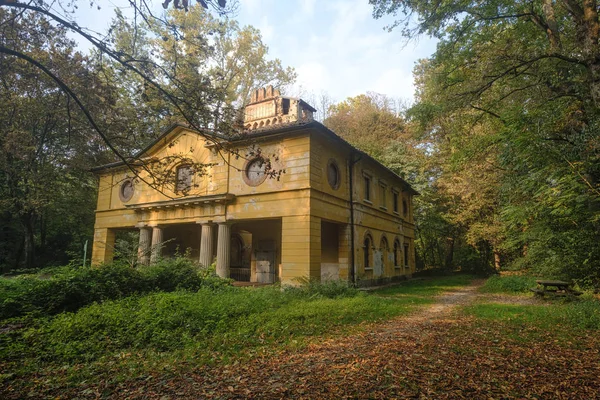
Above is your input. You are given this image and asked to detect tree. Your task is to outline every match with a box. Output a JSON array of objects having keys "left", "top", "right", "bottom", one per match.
[
  {"left": 0, "top": 1, "right": 295, "bottom": 269},
  {"left": 0, "top": 10, "right": 111, "bottom": 269},
  {"left": 0, "top": 0, "right": 233, "bottom": 177},
  {"left": 371, "top": 0, "right": 600, "bottom": 281},
  {"left": 325, "top": 93, "right": 407, "bottom": 159}
]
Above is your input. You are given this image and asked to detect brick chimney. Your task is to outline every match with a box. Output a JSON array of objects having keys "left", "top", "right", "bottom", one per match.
[{"left": 244, "top": 85, "right": 316, "bottom": 130}]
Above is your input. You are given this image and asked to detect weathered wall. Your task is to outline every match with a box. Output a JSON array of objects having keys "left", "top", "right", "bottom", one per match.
[
  {"left": 308, "top": 132, "right": 416, "bottom": 285},
  {"left": 91, "top": 124, "right": 416, "bottom": 285}
]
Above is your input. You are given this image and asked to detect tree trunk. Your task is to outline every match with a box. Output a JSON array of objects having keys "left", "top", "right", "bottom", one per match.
[
  {"left": 493, "top": 250, "right": 501, "bottom": 270},
  {"left": 20, "top": 213, "right": 36, "bottom": 269},
  {"left": 13, "top": 237, "right": 24, "bottom": 271},
  {"left": 39, "top": 212, "right": 46, "bottom": 256},
  {"left": 444, "top": 236, "right": 455, "bottom": 270}
]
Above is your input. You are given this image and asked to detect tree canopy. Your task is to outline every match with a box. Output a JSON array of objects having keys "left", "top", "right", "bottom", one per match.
[
  {"left": 371, "top": 0, "right": 600, "bottom": 282},
  {"left": 0, "top": 1, "right": 294, "bottom": 270}
]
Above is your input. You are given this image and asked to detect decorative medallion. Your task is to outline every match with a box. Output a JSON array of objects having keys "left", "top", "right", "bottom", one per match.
[
  {"left": 243, "top": 158, "right": 267, "bottom": 186},
  {"left": 119, "top": 179, "right": 135, "bottom": 202},
  {"left": 327, "top": 159, "right": 340, "bottom": 190}
]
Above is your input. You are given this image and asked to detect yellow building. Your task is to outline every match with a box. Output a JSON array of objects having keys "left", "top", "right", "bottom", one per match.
[{"left": 91, "top": 86, "right": 417, "bottom": 286}]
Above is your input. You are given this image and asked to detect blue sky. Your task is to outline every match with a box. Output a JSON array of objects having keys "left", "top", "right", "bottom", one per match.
[
  {"left": 72, "top": 0, "right": 437, "bottom": 105},
  {"left": 236, "top": 0, "right": 437, "bottom": 105}
]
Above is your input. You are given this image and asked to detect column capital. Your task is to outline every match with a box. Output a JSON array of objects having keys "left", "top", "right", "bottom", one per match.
[{"left": 196, "top": 220, "right": 215, "bottom": 226}]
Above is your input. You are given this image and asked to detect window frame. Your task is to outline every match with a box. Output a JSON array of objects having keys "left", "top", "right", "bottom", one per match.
[
  {"left": 175, "top": 164, "right": 193, "bottom": 194},
  {"left": 119, "top": 178, "right": 135, "bottom": 202},
  {"left": 243, "top": 157, "right": 268, "bottom": 187},
  {"left": 363, "top": 235, "right": 373, "bottom": 270},
  {"left": 394, "top": 240, "right": 401, "bottom": 268},
  {"left": 362, "top": 171, "right": 373, "bottom": 203},
  {"left": 326, "top": 158, "right": 341, "bottom": 190},
  {"left": 379, "top": 180, "right": 388, "bottom": 210},
  {"left": 392, "top": 190, "right": 399, "bottom": 214}
]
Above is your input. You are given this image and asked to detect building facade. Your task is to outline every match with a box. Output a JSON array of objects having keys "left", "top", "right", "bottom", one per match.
[{"left": 91, "top": 87, "right": 417, "bottom": 286}]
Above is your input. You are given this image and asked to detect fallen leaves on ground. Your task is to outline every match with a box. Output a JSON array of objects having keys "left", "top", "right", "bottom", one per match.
[{"left": 3, "top": 284, "right": 600, "bottom": 399}]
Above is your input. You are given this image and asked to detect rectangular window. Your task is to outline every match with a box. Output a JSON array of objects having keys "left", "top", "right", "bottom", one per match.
[
  {"left": 393, "top": 192, "right": 399, "bottom": 213},
  {"left": 364, "top": 176, "right": 371, "bottom": 201},
  {"left": 380, "top": 184, "right": 387, "bottom": 209},
  {"left": 404, "top": 243, "right": 409, "bottom": 267},
  {"left": 282, "top": 98, "right": 290, "bottom": 115}
]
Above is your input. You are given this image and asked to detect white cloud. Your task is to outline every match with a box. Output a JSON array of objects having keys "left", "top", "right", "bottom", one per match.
[
  {"left": 300, "top": 0, "right": 317, "bottom": 16},
  {"left": 235, "top": 0, "right": 437, "bottom": 103},
  {"left": 372, "top": 68, "right": 415, "bottom": 101},
  {"left": 257, "top": 15, "right": 274, "bottom": 42},
  {"left": 295, "top": 62, "right": 330, "bottom": 92}
]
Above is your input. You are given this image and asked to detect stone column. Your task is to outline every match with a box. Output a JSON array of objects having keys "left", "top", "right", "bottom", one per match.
[
  {"left": 137, "top": 227, "right": 152, "bottom": 266},
  {"left": 216, "top": 223, "right": 231, "bottom": 278},
  {"left": 199, "top": 223, "right": 214, "bottom": 267},
  {"left": 150, "top": 226, "right": 163, "bottom": 264},
  {"left": 91, "top": 228, "right": 116, "bottom": 266}
]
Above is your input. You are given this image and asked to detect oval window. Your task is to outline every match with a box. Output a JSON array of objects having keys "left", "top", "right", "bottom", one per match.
[
  {"left": 243, "top": 158, "right": 267, "bottom": 186},
  {"left": 327, "top": 159, "right": 340, "bottom": 189},
  {"left": 119, "top": 179, "right": 134, "bottom": 202}
]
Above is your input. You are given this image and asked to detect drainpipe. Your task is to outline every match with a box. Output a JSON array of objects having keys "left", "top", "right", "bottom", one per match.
[{"left": 348, "top": 152, "right": 362, "bottom": 286}]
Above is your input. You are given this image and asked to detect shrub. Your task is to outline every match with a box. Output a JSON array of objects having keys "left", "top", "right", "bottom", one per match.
[
  {"left": 139, "top": 258, "right": 202, "bottom": 292},
  {"left": 286, "top": 278, "right": 360, "bottom": 299},
  {"left": 0, "top": 258, "right": 231, "bottom": 320}
]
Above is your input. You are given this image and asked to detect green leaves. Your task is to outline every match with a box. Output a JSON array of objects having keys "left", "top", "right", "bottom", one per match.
[{"left": 370, "top": 0, "right": 600, "bottom": 279}]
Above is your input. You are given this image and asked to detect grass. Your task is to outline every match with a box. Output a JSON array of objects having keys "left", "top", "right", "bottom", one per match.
[
  {"left": 0, "top": 275, "right": 474, "bottom": 394},
  {"left": 465, "top": 300, "right": 600, "bottom": 330},
  {"left": 464, "top": 274, "right": 600, "bottom": 343},
  {"left": 479, "top": 274, "right": 539, "bottom": 294},
  {"left": 373, "top": 274, "right": 474, "bottom": 298}
]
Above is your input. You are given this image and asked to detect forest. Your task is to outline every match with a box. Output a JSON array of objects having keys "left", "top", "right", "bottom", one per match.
[
  {"left": 0, "top": 0, "right": 599, "bottom": 287},
  {"left": 1, "top": 1, "right": 600, "bottom": 398}
]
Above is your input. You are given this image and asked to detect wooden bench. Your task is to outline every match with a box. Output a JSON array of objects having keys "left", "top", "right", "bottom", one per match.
[{"left": 531, "top": 280, "right": 582, "bottom": 298}]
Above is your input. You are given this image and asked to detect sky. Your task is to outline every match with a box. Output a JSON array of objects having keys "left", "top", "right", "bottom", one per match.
[
  {"left": 72, "top": 0, "right": 437, "bottom": 106},
  {"left": 235, "top": 0, "right": 437, "bottom": 105}
]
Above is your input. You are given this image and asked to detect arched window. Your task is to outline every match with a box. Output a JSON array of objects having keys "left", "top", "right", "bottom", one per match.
[
  {"left": 380, "top": 236, "right": 388, "bottom": 271},
  {"left": 363, "top": 235, "right": 372, "bottom": 269},
  {"left": 394, "top": 240, "right": 401, "bottom": 267},
  {"left": 175, "top": 165, "right": 193, "bottom": 193}
]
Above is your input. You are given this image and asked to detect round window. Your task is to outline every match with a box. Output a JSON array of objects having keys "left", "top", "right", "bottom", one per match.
[
  {"left": 243, "top": 158, "right": 267, "bottom": 186},
  {"left": 119, "top": 179, "right": 135, "bottom": 202},
  {"left": 327, "top": 159, "right": 340, "bottom": 189}
]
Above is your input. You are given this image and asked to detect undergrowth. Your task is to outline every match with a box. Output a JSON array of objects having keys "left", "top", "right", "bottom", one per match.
[
  {"left": 0, "top": 275, "right": 473, "bottom": 391},
  {"left": 0, "top": 258, "right": 230, "bottom": 320},
  {"left": 465, "top": 299, "right": 600, "bottom": 332},
  {"left": 479, "top": 274, "right": 538, "bottom": 293}
]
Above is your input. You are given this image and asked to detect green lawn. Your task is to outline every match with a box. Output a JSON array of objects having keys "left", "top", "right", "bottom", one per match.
[
  {"left": 0, "top": 274, "right": 473, "bottom": 394},
  {"left": 463, "top": 275, "right": 600, "bottom": 343}
]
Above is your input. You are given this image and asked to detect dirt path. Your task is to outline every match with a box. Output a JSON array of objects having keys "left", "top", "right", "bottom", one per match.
[
  {"left": 99, "top": 280, "right": 600, "bottom": 399},
  {"left": 110, "top": 280, "right": 487, "bottom": 399}
]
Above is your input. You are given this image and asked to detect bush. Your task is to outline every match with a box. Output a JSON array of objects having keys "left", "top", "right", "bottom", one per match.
[
  {"left": 480, "top": 275, "right": 538, "bottom": 293},
  {"left": 0, "top": 258, "right": 231, "bottom": 320},
  {"left": 9, "top": 285, "right": 392, "bottom": 364},
  {"left": 285, "top": 278, "right": 360, "bottom": 299}
]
